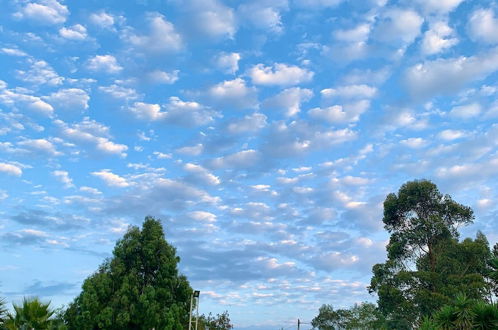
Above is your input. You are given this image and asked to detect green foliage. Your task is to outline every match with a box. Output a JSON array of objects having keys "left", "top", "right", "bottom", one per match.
[
  {"left": 418, "top": 316, "right": 438, "bottom": 330},
  {"left": 198, "top": 311, "right": 233, "bottom": 330},
  {"left": 64, "top": 216, "right": 193, "bottom": 329},
  {"left": 472, "top": 301, "right": 498, "bottom": 329},
  {"left": 369, "top": 180, "right": 490, "bottom": 327},
  {"left": 311, "top": 302, "right": 384, "bottom": 329},
  {"left": 487, "top": 251, "right": 498, "bottom": 298},
  {"left": 4, "top": 297, "right": 55, "bottom": 330},
  {"left": 430, "top": 295, "right": 498, "bottom": 330}
]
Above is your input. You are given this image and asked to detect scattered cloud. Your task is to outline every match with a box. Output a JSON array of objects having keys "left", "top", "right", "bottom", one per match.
[
  {"left": 263, "top": 87, "right": 313, "bottom": 117},
  {"left": 404, "top": 47, "right": 498, "bottom": 100},
  {"left": 206, "top": 78, "right": 258, "bottom": 109},
  {"left": 468, "top": 8, "right": 498, "bottom": 44},
  {"left": 46, "top": 88, "right": 90, "bottom": 111},
  {"left": 14, "top": 0, "right": 69, "bottom": 25},
  {"left": 421, "top": 21, "right": 458, "bottom": 55},
  {"left": 0, "top": 162, "right": 22, "bottom": 176},
  {"left": 59, "top": 24, "right": 87, "bottom": 40},
  {"left": 52, "top": 170, "right": 74, "bottom": 188},
  {"left": 248, "top": 63, "right": 314, "bottom": 86},
  {"left": 92, "top": 169, "right": 129, "bottom": 188},
  {"left": 87, "top": 55, "right": 123, "bottom": 74},
  {"left": 214, "top": 52, "right": 241, "bottom": 74},
  {"left": 126, "top": 13, "right": 182, "bottom": 53}
]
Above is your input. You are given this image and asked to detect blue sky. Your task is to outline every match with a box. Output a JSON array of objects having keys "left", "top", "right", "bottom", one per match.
[{"left": 1, "top": 0, "right": 498, "bottom": 328}]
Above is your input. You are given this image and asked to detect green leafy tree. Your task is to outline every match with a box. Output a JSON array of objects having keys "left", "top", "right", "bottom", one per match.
[
  {"left": 64, "top": 216, "right": 192, "bottom": 330},
  {"left": 4, "top": 297, "right": 55, "bottom": 330},
  {"left": 198, "top": 311, "right": 233, "bottom": 330},
  {"left": 311, "top": 304, "right": 348, "bottom": 330},
  {"left": 311, "top": 302, "right": 384, "bottom": 329},
  {"left": 368, "top": 180, "right": 489, "bottom": 327},
  {"left": 487, "top": 244, "right": 498, "bottom": 300}
]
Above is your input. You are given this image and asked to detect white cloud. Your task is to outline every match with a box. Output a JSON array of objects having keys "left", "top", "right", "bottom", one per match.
[
  {"left": 437, "top": 129, "right": 466, "bottom": 141},
  {"left": 262, "top": 121, "right": 357, "bottom": 158},
  {"left": 334, "top": 24, "right": 370, "bottom": 43},
  {"left": 210, "top": 149, "right": 261, "bottom": 169},
  {"left": 52, "top": 170, "right": 74, "bottom": 188},
  {"left": 226, "top": 113, "right": 267, "bottom": 134},
  {"left": 129, "top": 102, "right": 163, "bottom": 121},
  {"left": 248, "top": 63, "right": 314, "bottom": 86},
  {"left": 188, "top": 211, "right": 217, "bottom": 223},
  {"left": 59, "top": 24, "right": 87, "bottom": 40},
  {"left": 449, "top": 103, "right": 481, "bottom": 119},
  {"left": 238, "top": 1, "right": 287, "bottom": 34},
  {"left": 207, "top": 78, "right": 258, "bottom": 109},
  {"left": 187, "top": 0, "right": 236, "bottom": 39},
  {"left": 321, "top": 84, "right": 377, "bottom": 100},
  {"left": 0, "top": 163, "right": 22, "bottom": 176},
  {"left": 147, "top": 70, "right": 179, "bottom": 84},
  {"left": 98, "top": 85, "right": 139, "bottom": 100},
  {"left": 416, "top": 0, "right": 464, "bottom": 14},
  {"left": 308, "top": 101, "right": 370, "bottom": 124},
  {"left": 214, "top": 52, "right": 241, "bottom": 74},
  {"left": 56, "top": 118, "right": 128, "bottom": 157},
  {"left": 405, "top": 47, "right": 498, "bottom": 100},
  {"left": 162, "top": 97, "right": 218, "bottom": 126},
  {"left": 28, "top": 99, "right": 54, "bottom": 115},
  {"left": 0, "top": 86, "right": 54, "bottom": 116},
  {"left": 468, "top": 9, "right": 498, "bottom": 44},
  {"left": 153, "top": 151, "right": 172, "bottom": 159},
  {"left": 87, "top": 55, "right": 123, "bottom": 74},
  {"left": 14, "top": 0, "right": 69, "bottom": 25},
  {"left": 176, "top": 144, "right": 204, "bottom": 156},
  {"left": 0, "top": 190, "right": 8, "bottom": 200},
  {"left": 92, "top": 169, "right": 129, "bottom": 188},
  {"left": 90, "top": 11, "right": 115, "bottom": 29},
  {"left": 17, "top": 138, "right": 61, "bottom": 156},
  {"left": 184, "top": 163, "right": 220, "bottom": 186},
  {"left": 263, "top": 87, "right": 313, "bottom": 117},
  {"left": 46, "top": 88, "right": 89, "bottom": 111},
  {"left": 127, "top": 13, "right": 182, "bottom": 53},
  {"left": 421, "top": 21, "right": 458, "bottom": 55},
  {"left": 374, "top": 9, "right": 423, "bottom": 44},
  {"left": 477, "top": 198, "right": 492, "bottom": 209},
  {"left": 1, "top": 48, "right": 27, "bottom": 57},
  {"left": 294, "top": 0, "right": 343, "bottom": 9},
  {"left": 436, "top": 157, "right": 498, "bottom": 183},
  {"left": 400, "top": 137, "right": 427, "bottom": 149},
  {"left": 130, "top": 98, "right": 218, "bottom": 127},
  {"left": 16, "top": 60, "right": 63, "bottom": 86}
]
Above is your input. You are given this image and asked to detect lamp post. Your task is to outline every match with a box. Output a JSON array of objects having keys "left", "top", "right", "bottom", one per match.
[{"left": 188, "top": 290, "right": 200, "bottom": 330}]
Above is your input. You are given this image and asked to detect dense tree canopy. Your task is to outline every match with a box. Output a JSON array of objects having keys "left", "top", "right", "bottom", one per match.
[
  {"left": 64, "top": 216, "right": 192, "bottom": 330},
  {"left": 369, "top": 180, "right": 491, "bottom": 328},
  {"left": 310, "top": 302, "right": 384, "bottom": 330}
]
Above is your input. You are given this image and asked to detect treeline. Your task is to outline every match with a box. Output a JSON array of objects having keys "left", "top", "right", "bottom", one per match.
[
  {"left": 0, "top": 217, "right": 233, "bottom": 330},
  {"left": 312, "top": 180, "right": 498, "bottom": 329}
]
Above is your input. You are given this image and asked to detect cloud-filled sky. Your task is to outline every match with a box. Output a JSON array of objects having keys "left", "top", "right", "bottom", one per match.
[{"left": 1, "top": 0, "right": 498, "bottom": 328}]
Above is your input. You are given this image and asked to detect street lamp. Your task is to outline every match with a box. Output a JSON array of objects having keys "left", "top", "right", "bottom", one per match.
[{"left": 188, "top": 290, "right": 200, "bottom": 330}]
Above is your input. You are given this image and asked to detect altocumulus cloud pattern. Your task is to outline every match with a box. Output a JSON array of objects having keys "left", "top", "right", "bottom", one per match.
[{"left": 1, "top": 0, "right": 498, "bottom": 328}]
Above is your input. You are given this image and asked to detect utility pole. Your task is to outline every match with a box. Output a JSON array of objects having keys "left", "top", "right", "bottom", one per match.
[
  {"left": 188, "top": 290, "right": 200, "bottom": 330},
  {"left": 297, "top": 318, "right": 300, "bottom": 330}
]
